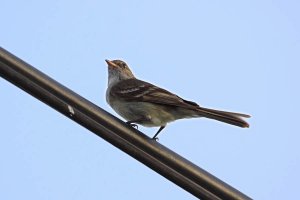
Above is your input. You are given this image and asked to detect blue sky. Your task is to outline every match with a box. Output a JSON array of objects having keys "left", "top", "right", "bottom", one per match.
[{"left": 1, "top": 1, "right": 299, "bottom": 199}]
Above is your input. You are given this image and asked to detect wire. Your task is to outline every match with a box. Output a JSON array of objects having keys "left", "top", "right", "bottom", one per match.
[{"left": 0, "top": 47, "right": 252, "bottom": 200}]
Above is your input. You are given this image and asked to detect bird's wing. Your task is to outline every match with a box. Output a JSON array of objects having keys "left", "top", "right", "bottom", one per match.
[{"left": 110, "top": 78, "right": 199, "bottom": 109}]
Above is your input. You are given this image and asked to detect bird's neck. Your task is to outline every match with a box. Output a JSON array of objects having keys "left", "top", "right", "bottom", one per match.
[
  {"left": 108, "top": 75, "right": 136, "bottom": 88},
  {"left": 108, "top": 75, "right": 119, "bottom": 88}
]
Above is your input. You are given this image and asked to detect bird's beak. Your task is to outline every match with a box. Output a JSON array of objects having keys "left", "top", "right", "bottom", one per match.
[{"left": 105, "top": 59, "right": 118, "bottom": 68}]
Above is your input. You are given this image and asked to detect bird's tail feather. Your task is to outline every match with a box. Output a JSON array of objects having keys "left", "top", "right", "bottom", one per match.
[{"left": 196, "top": 107, "right": 250, "bottom": 128}]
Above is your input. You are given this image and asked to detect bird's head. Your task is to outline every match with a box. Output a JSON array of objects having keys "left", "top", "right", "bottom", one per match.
[{"left": 106, "top": 59, "right": 135, "bottom": 85}]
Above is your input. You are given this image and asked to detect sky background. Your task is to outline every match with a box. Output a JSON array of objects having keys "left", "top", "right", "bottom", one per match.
[{"left": 0, "top": 1, "right": 299, "bottom": 199}]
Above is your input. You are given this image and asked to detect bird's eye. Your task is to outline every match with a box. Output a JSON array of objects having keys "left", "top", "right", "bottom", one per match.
[{"left": 121, "top": 63, "right": 127, "bottom": 68}]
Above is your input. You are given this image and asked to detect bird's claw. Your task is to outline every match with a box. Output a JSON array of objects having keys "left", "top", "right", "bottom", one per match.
[
  {"left": 127, "top": 122, "right": 138, "bottom": 129},
  {"left": 152, "top": 137, "right": 159, "bottom": 141},
  {"left": 131, "top": 124, "right": 138, "bottom": 129}
]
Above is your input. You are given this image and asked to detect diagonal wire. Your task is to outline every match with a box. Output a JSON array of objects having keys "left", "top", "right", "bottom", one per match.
[{"left": 0, "top": 47, "right": 252, "bottom": 200}]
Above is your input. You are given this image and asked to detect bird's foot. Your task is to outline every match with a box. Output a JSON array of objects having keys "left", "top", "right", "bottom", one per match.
[
  {"left": 126, "top": 122, "right": 139, "bottom": 129},
  {"left": 152, "top": 136, "right": 159, "bottom": 141}
]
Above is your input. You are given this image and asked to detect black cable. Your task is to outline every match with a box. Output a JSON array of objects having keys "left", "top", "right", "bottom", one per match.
[{"left": 0, "top": 47, "right": 252, "bottom": 200}]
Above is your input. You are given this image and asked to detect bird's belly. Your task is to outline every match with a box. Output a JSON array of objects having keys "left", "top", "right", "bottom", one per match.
[{"left": 109, "top": 101, "right": 176, "bottom": 127}]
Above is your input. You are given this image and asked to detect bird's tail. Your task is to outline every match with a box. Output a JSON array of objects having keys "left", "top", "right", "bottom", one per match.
[{"left": 196, "top": 107, "right": 250, "bottom": 128}]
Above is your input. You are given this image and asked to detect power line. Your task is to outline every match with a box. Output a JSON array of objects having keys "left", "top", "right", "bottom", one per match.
[{"left": 0, "top": 47, "right": 252, "bottom": 200}]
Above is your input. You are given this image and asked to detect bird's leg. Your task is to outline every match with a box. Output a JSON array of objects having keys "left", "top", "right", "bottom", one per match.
[{"left": 152, "top": 126, "right": 166, "bottom": 140}]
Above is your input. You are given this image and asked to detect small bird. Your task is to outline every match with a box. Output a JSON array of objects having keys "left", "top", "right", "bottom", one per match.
[{"left": 105, "top": 59, "right": 250, "bottom": 140}]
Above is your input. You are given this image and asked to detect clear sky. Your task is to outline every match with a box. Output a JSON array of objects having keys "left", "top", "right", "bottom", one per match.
[{"left": 0, "top": 1, "right": 299, "bottom": 199}]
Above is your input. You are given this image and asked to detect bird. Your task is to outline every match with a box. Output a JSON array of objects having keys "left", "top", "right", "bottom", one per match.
[{"left": 105, "top": 59, "right": 250, "bottom": 140}]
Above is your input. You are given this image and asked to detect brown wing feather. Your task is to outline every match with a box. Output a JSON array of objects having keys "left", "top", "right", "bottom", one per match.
[{"left": 110, "top": 79, "right": 199, "bottom": 109}]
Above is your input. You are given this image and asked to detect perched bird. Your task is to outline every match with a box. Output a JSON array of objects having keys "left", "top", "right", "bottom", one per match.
[{"left": 105, "top": 59, "right": 250, "bottom": 139}]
